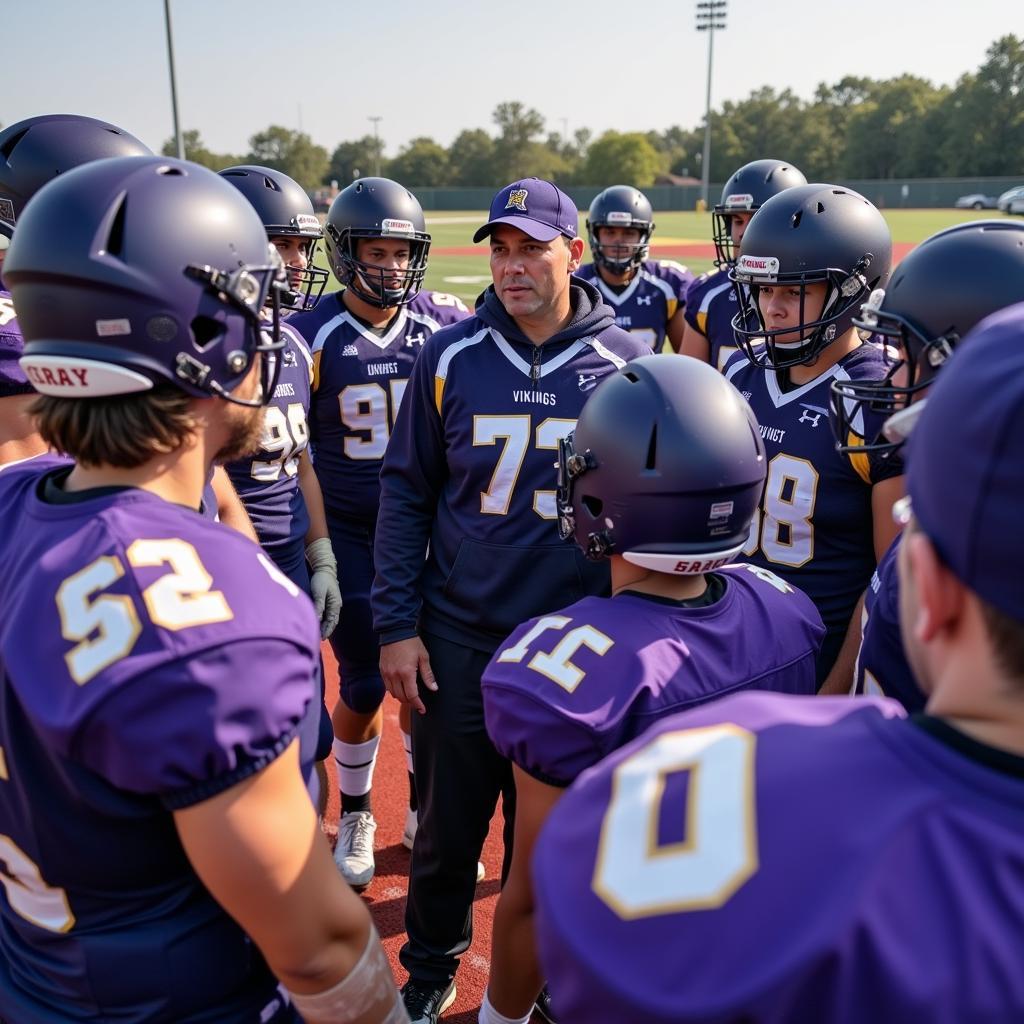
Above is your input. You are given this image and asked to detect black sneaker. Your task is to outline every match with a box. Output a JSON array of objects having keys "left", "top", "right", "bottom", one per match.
[
  {"left": 401, "top": 979, "right": 457, "bottom": 1024},
  {"left": 533, "top": 985, "right": 558, "bottom": 1024}
]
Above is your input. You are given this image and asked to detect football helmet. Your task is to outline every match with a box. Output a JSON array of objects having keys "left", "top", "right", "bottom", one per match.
[
  {"left": 218, "top": 165, "right": 328, "bottom": 311},
  {"left": 556, "top": 354, "right": 765, "bottom": 573},
  {"left": 830, "top": 219, "right": 1024, "bottom": 454},
  {"left": 586, "top": 186, "right": 654, "bottom": 275},
  {"left": 730, "top": 184, "right": 892, "bottom": 369},
  {"left": 0, "top": 114, "right": 151, "bottom": 232},
  {"left": 5, "top": 156, "right": 286, "bottom": 407},
  {"left": 712, "top": 159, "right": 807, "bottom": 267},
  {"left": 324, "top": 177, "right": 430, "bottom": 308}
]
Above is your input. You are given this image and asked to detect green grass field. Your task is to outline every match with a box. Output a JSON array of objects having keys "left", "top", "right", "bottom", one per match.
[{"left": 318, "top": 207, "right": 1013, "bottom": 308}]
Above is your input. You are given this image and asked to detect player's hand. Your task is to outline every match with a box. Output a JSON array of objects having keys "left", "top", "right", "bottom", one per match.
[
  {"left": 380, "top": 636, "right": 437, "bottom": 715},
  {"left": 305, "top": 537, "right": 342, "bottom": 639}
]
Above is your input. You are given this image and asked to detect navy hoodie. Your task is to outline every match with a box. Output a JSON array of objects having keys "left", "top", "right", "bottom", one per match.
[{"left": 371, "top": 280, "right": 649, "bottom": 653}]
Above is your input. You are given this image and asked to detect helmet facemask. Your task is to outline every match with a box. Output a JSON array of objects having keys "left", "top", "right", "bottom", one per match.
[
  {"left": 587, "top": 215, "right": 653, "bottom": 277},
  {"left": 327, "top": 224, "right": 430, "bottom": 309}
]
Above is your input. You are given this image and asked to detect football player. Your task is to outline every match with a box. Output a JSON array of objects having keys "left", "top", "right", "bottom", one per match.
[
  {"left": 532, "top": 303, "right": 1024, "bottom": 1023},
  {"left": 0, "top": 156, "right": 405, "bottom": 1023},
  {"left": 679, "top": 159, "right": 807, "bottom": 370},
  {"left": 723, "top": 183, "right": 903, "bottom": 687},
  {"left": 372, "top": 178, "right": 649, "bottom": 1023},
  {"left": 574, "top": 185, "right": 693, "bottom": 352},
  {"left": 823, "top": 219, "right": 1024, "bottom": 705},
  {"left": 287, "top": 177, "right": 469, "bottom": 889},
  {"left": 478, "top": 355, "right": 824, "bottom": 1024},
  {"left": 0, "top": 114, "right": 151, "bottom": 467}
]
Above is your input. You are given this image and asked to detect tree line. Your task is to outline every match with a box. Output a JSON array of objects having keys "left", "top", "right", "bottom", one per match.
[{"left": 165, "top": 35, "right": 1023, "bottom": 191}]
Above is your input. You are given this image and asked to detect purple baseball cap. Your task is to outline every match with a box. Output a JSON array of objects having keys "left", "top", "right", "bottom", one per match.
[
  {"left": 905, "top": 300, "right": 1024, "bottom": 621},
  {"left": 473, "top": 178, "right": 579, "bottom": 243}
]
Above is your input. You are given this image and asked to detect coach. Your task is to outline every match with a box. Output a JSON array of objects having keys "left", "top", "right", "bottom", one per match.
[{"left": 371, "top": 178, "right": 648, "bottom": 1022}]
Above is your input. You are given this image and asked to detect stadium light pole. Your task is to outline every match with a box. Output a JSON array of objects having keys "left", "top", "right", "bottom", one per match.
[
  {"left": 368, "top": 116, "right": 382, "bottom": 177},
  {"left": 163, "top": 0, "right": 184, "bottom": 160},
  {"left": 696, "top": 0, "right": 727, "bottom": 208}
]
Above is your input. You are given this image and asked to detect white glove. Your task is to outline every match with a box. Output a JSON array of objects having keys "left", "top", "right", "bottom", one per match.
[{"left": 306, "top": 537, "right": 342, "bottom": 639}]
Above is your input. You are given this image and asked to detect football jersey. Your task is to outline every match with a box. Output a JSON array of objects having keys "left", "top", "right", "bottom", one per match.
[
  {"left": 0, "top": 287, "right": 31, "bottom": 395},
  {"left": 682, "top": 266, "right": 749, "bottom": 371},
  {"left": 0, "top": 461, "right": 320, "bottom": 1023},
  {"left": 535, "top": 691, "right": 1024, "bottom": 1023},
  {"left": 724, "top": 344, "right": 903, "bottom": 671},
  {"left": 575, "top": 259, "right": 693, "bottom": 351},
  {"left": 482, "top": 564, "right": 823, "bottom": 786},
  {"left": 855, "top": 534, "right": 925, "bottom": 711},
  {"left": 372, "top": 286, "right": 650, "bottom": 652},
  {"left": 288, "top": 289, "right": 469, "bottom": 520},
  {"left": 224, "top": 322, "right": 313, "bottom": 565}
]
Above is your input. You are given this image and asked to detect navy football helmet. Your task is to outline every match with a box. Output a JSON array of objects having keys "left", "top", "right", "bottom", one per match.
[
  {"left": 0, "top": 114, "right": 151, "bottom": 233},
  {"left": 218, "top": 165, "right": 328, "bottom": 311},
  {"left": 730, "top": 184, "right": 892, "bottom": 369},
  {"left": 586, "top": 186, "right": 654, "bottom": 276},
  {"left": 324, "top": 177, "right": 430, "bottom": 308},
  {"left": 712, "top": 159, "right": 807, "bottom": 268},
  {"left": 5, "top": 156, "right": 286, "bottom": 407},
  {"left": 556, "top": 355, "right": 765, "bottom": 573},
  {"left": 830, "top": 219, "right": 1024, "bottom": 455}
]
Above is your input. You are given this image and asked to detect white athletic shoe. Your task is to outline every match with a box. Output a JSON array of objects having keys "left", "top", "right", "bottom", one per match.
[
  {"left": 402, "top": 808, "right": 485, "bottom": 882},
  {"left": 334, "top": 810, "right": 377, "bottom": 889}
]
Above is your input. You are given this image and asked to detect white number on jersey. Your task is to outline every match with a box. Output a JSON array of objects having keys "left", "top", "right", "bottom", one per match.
[
  {"left": 340, "top": 379, "right": 408, "bottom": 460},
  {"left": 743, "top": 453, "right": 819, "bottom": 567},
  {"left": 497, "top": 615, "right": 614, "bottom": 693}
]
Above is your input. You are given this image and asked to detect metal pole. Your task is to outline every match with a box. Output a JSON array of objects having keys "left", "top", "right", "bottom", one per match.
[
  {"left": 368, "top": 116, "right": 382, "bottom": 177},
  {"left": 701, "top": 23, "right": 713, "bottom": 207},
  {"left": 163, "top": 0, "right": 184, "bottom": 160}
]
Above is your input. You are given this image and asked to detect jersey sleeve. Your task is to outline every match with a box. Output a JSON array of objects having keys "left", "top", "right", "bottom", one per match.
[
  {"left": 657, "top": 260, "right": 694, "bottom": 305},
  {"left": 683, "top": 274, "right": 710, "bottom": 332},
  {"left": 482, "top": 657, "right": 600, "bottom": 787},
  {"left": 422, "top": 290, "right": 471, "bottom": 326},
  {"left": 72, "top": 636, "right": 315, "bottom": 809}
]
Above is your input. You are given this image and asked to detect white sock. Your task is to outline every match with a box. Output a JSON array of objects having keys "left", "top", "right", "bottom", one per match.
[
  {"left": 333, "top": 736, "right": 380, "bottom": 801},
  {"left": 402, "top": 728, "right": 414, "bottom": 775},
  {"left": 478, "top": 990, "right": 532, "bottom": 1024}
]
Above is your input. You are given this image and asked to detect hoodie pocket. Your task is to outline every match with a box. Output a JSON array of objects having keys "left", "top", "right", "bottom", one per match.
[{"left": 442, "top": 538, "right": 605, "bottom": 639}]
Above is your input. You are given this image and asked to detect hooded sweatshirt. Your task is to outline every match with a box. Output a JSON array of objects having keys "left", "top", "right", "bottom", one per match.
[{"left": 371, "top": 280, "right": 649, "bottom": 653}]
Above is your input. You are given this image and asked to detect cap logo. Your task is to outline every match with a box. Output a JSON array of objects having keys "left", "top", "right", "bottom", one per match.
[
  {"left": 725, "top": 193, "right": 755, "bottom": 210},
  {"left": 735, "top": 254, "right": 780, "bottom": 280},
  {"left": 605, "top": 211, "right": 631, "bottom": 225},
  {"left": 0, "top": 198, "right": 14, "bottom": 224},
  {"left": 381, "top": 218, "right": 414, "bottom": 235},
  {"left": 505, "top": 188, "right": 529, "bottom": 212}
]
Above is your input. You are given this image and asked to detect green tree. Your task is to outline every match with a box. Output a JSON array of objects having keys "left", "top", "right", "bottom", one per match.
[
  {"left": 448, "top": 128, "right": 498, "bottom": 185},
  {"left": 325, "top": 135, "right": 385, "bottom": 186},
  {"left": 245, "top": 126, "right": 328, "bottom": 190},
  {"left": 388, "top": 137, "right": 450, "bottom": 186},
  {"left": 581, "top": 131, "right": 665, "bottom": 187},
  {"left": 160, "top": 129, "right": 241, "bottom": 171},
  {"left": 491, "top": 102, "right": 552, "bottom": 181}
]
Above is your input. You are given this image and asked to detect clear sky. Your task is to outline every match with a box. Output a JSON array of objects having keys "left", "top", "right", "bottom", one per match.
[{"left": 3, "top": 0, "right": 1018, "bottom": 157}]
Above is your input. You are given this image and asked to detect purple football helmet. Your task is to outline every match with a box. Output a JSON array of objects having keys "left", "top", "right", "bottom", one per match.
[
  {"left": 0, "top": 114, "right": 152, "bottom": 232},
  {"left": 4, "top": 156, "right": 286, "bottom": 407},
  {"left": 556, "top": 355, "right": 766, "bottom": 574}
]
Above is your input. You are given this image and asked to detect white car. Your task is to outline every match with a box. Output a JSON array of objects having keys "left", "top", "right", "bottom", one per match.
[{"left": 997, "top": 185, "right": 1024, "bottom": 213}]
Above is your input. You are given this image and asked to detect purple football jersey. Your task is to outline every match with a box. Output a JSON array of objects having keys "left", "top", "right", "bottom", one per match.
[
  {"left": 0, "top": 461, "right": 320, "bottom": 1022},
  {"left": 855, "top": 533, "right": 925, "bottom": 711},
  {"left": 725, "top": 344, "right": 903, "bottom": 670},
  {"left": 683, "top": 267, "right": 747, "bottom": 371},
  {"left": 225, "top": 322, "right": 313, "bottom": 562},
  {"left": 535, "top": 691, "right": 1024, "bottom": 1023},
  {"left": 288, "top": 289, "right": 469, "bottom": 519},
  {"left": 575, "top": 259, "right": 693, "bottom": 351},
  {"left": 0, "top": 286, "right": 31, "bottom": 395},
  {"left": 482, "top": 564, "right": 823, "bottom": 785}
]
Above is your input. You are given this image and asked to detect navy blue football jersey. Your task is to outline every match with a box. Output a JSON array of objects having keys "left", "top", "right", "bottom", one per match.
[
  {"left": 575, "top": 260, "right": 692, "bottom": 351},
  {"left": 683, "top": 267, "right": 747, "bottom": 371}
]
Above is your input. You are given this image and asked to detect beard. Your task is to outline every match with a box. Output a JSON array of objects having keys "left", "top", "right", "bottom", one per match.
[{"left": 215, "top": 402, "right": 266, "bottom": 463}]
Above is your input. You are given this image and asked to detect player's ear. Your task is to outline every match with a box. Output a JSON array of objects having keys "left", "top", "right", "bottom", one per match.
[
  {"left": 567, "top": 236, "right": 585, "bottom": 273},
  {"left": 903, "top": 530, "right": 964, "bottom": 645}
]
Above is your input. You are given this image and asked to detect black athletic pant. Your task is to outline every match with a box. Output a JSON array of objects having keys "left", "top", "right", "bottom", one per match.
[{"left": 399, "top": 631, "right": 516, "bottom": 985}]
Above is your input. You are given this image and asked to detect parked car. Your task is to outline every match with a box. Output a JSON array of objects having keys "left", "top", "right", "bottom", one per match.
[
  {"left": 954, "top": 192, "right": 998, "bottom": 210},
  {"left": 997, "top": 185, "right": 1024, "bottom": 213},
  {"left": 1009, "top": 194, "right": 1024, "bottom": 216}
]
